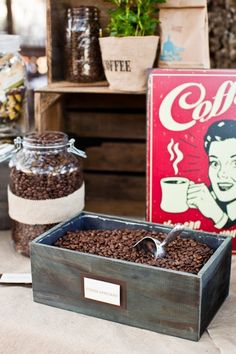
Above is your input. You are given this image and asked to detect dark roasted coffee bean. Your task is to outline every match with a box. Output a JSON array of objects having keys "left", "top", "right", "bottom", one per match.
[
  {"left": 54, "top": 229, "right": 214, "bottom": 274},
  {"left": 10, "top": 132, "right": 83, "bottom": 257}
]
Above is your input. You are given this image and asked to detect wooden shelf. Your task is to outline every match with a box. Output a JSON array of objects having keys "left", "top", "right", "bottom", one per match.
[
  {"left": 36, "top": 81, "right": 146, "bottom": 95},
  {"left": 85, "top": 198, "right": 146, "bottom": 219},
  {"left": 45, "top": 1, "right": 146, "bottom": 96},
  {"left": 33, "top": 0, "right": 147, "bottom": 219}
]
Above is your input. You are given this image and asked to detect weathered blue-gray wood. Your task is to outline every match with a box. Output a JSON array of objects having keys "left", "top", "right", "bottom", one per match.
[
  {"left": 199, "top": 236, "right": 232, "bottom": 336},
  {"left": 0, "top": 160, "right": 10, "bottom": 230},
  {"left": 30, "top": 211, "right": 232, "bottom": 341}
]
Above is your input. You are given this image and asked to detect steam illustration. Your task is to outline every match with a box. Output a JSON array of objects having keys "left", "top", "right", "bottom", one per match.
[{"left": 167, "top": 138, "right": 183, "bottom": 175}]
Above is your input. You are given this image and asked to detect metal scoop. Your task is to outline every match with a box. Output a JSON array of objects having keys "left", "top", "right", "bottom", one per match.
[{"left": 133, "top": 224, "right": 185, "bottom": 259}]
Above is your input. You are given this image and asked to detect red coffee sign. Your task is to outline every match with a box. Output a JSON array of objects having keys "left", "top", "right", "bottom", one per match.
[{"left": 147, "top": 69, "right": 236, "bottom": 252}]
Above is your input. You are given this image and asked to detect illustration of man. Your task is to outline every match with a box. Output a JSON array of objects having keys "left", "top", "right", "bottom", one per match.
[{"left": 187, "top": 120, "right": 236, "bottom": 229}]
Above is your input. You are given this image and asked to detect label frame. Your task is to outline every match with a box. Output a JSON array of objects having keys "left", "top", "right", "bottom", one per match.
[{"left": 81, "top": 272, "right": 127, "bottom": 309}]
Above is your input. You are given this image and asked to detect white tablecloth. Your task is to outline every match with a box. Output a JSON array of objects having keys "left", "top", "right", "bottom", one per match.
[{"left": 0, "top": 230, "right": 235, "bottom": 354}]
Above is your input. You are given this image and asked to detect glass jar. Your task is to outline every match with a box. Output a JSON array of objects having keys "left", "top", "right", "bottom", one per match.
[
  {"left": 8, "top": 131, "right": 86, "bottom": 256},
  {"left": 65, "top": 6, "right": 105, "bottom": 82},
  {"left": 0, "top": 35, "right": 28, "bottom": 137},
  {"left": 0, "top": 137, "right": 14, "bottom": 230}
]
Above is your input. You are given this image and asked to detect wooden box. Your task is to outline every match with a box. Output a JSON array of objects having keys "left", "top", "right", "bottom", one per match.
[
  {"left": 30, "top": 212, "right": 232, "bottom": 341},
  {"left": 34, "top": 90, "right": 146, "bottom": 218}
]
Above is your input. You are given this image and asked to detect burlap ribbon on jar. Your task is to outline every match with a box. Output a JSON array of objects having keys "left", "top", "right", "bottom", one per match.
[{"left": 8, "top": 183, "right": 85, "bottom": 225}]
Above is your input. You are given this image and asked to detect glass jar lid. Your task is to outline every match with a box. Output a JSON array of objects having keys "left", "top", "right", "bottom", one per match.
[
  {"left": 69, "top": 6, "right": 99, "bottom": 18},
  {"left": 0, "top": 143, "right": 15, "bottom": 162},
  {"left": 19, "top": 131, "right": 87, "bottom": 158},
  {"left": 0, "top": 132, "right": 87, "bottom": 159},
  {"left": 23, "top": 131, "right": 68, "bottom": 148},
  {"left": 0, "top": 35, "right": 21, "bottom": 53}
]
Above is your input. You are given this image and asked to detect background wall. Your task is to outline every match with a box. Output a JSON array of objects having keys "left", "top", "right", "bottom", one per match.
[{"left": 208, "top": 0, "right": 236, "bottom": 68}]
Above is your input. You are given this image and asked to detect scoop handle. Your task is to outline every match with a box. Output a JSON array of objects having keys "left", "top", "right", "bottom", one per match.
[{"left": 161, "top": 224, "right": 185, "bottom": 247}]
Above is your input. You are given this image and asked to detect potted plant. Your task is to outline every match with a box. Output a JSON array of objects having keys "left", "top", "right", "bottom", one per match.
[{"left": 99, "top": 0, "right": 165, "bottom": 91}]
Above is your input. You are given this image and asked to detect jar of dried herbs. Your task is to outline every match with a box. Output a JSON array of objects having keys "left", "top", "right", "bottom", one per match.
[
  {"left": 0, "top": 35, "right": 28, "bottom": 136},
  {"left": 65, "top": 6, "right": 105, "bottom": 82},
  {"left": 7, "top": 131, "right": 86, "bottom": 256}
]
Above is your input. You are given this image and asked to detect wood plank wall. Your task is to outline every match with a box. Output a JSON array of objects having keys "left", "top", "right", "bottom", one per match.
[{"left": 64, "top": 93, "right": 146, "bottom": 218}]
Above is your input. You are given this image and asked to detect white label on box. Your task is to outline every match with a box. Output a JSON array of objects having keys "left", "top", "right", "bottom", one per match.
[
  {"left": 0, "top": 273, "right": 32, "bottom": 284},
  {"left": 84, "top": 277, "right": 120, "bottom": 306}
]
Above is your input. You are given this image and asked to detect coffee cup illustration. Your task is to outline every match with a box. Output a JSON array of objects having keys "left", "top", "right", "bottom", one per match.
[{"left": 160, "top": 177, "right": 190, "bottom": 213}]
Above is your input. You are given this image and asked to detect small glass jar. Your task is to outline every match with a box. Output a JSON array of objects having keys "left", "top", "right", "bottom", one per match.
[
  {"left": 65, "top": 6, "right": 105, "bottom": 82},
  {"left": 8, "top": 131, "right": 86, "bottom": 256},
  {"left": 0, "top": 35, "right": 28, "bottom": 137}
]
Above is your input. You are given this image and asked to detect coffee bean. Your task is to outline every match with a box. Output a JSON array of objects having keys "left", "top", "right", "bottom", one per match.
[
  {"left": 10, "top": 132, "right": 83, "bottom": 257},
  {"left": 65, "top": 7, "right": 104, "bottom": 83},
  {"left": 54, "top": 229, "right": 214, "bottom": 274}
]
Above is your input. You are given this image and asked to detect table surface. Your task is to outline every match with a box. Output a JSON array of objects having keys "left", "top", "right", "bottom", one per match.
[{"left": 0, "top": 230, "right": 235, "bottom": 354}]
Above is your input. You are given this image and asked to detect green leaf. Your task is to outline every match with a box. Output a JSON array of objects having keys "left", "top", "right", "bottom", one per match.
[{"left": 106, "top": 0, "right": 165, "bottom": 36}]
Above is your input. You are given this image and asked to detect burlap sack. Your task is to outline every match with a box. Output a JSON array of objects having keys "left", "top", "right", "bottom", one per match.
[
  {"left": 99, "top": 36, "right": 159, "bottom": 91},
  {"left": 158, "top": 0, "right": 210, "bottom": 69}
]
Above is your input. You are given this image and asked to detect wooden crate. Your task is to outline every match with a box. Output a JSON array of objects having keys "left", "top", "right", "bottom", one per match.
[
  {"left": 34, "top": 89, "right": 146, "bottom": 218},
  {"left": 30, "top": 212, "right": 232, "bottom": 341},
  {"left": 35, "top": 0, "right": 148, "bottom": 218}
]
